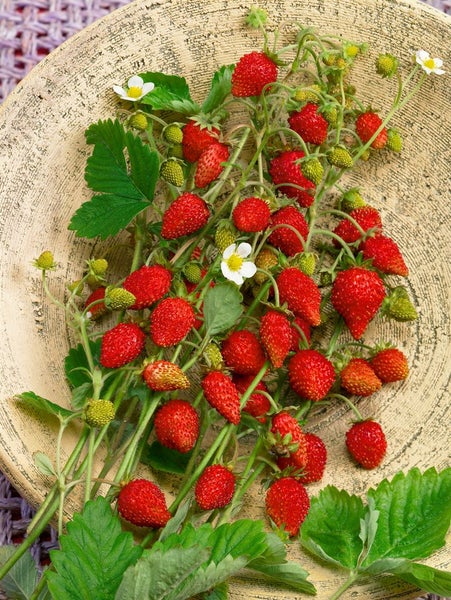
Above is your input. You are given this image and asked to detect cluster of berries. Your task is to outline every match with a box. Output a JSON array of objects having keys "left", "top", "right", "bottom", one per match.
[{"left": 36, "top": 15, "right": 422, "bottom": 541}]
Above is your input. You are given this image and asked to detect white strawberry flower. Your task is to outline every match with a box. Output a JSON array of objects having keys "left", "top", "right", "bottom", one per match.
[
  {"left": 113, "top": 75, "right": 155, "bottom": 101},
  {"left": 221, "top": 242, "right": 257, "bottom": 286},
  {"left": 415, "top": 50, "right": 445, "bottom": 75}
]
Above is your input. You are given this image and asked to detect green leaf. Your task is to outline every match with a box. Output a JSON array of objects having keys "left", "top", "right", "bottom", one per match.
[
  {"left": 33, "top": 452, "right": 55, "bottom": 476},
  {"left": 386, "top": 560, "right": 451, "bottom": 596},
  {"left": 47, "top": 496, "right": 142, "bottom": 600},
  {"left": 203, "top": 283, "right": 243, "bottom": 336},
  {"left": 71, "top": 382, "right": 92, "bottom": 411},
  {"left": 300, "top": 485, "right": 366, "bottom": 569},
  {"left": 201, "top": 582, "right": 228, "bottom": 600},
  {"left": 201, "top": 65, "right": 234, "bottom": 114},
  {"left": 0, "top": 546, "right": 39, "bottom": 599},
  {"left": 140, "top": 441, "right": 193, "bottom": 475},
  {"left": 65, "top": 341, "right": 101, "bottom": 388},
  {"left": 138, "top": 72, "right": 200, "bottom": 115},
  {"left": 362, "top": 467, "right": 451, "bottom": 564},
  {"left": 17, "top": 392, "right": 74, "bottom": 420}
]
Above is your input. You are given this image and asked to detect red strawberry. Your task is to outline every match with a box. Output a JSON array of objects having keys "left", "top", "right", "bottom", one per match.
[
  {"left": 265, "top": 477, "right": 310, "bottom": 537},
  {"left": 100, "top": 322, "right": 146, "bottom": 368},
  {"left": 268, "top": 205, "right": 309, "bottom": 256},
  {"left": 269, "top": 150, "right": 316, "bottom": 207},
  {"left": 149, "top": 297, "right": 195, "bottom": 347},
  {"left": 290, "top": 315, "right": 312, "bottom": 349},
  {"left": 153, "top": 399, "right": 199, "bottom": 453},
  {"left": 333, "top": 206, "right": 383, "bottom": 247},
  {"left": 195, "top": 464, "right": 236, "bottom": 510},
  {"left": 232, "top": 197, "right": 271, "bottom": 232},
  {"left": 288, "top": 349, "right": 336, "bottom": 401},
  {"left": 288, "top": 103, "right": 328, "bottom": 145},
  {"left": 117, "top": 479, "right": 171, "bottom": 528},
  {"left": 221, "top": 329, "right": 266, "bottom": 375},
  {"left": 360, "top": 235, "right": 409, "bottom": 276},
  {"left": 194, "top": 141, "right": 229, "bottom": 188},
  {"left": 331, "top": 266, "right": 386, "bottom": 339},
  {"left": 270, "top": 411, "right": 308, "bottom": 469},
  {"left": 123, "top": 264, "right": 172, "bottom": 309},
  {"left": 142, "top": 360, "right": 190, "bottom": 391},
  {"left": 278, "top": 432, "right": 327, "bottom": 484},
  {"left": 345, "top": 420, "right": 387, "bottom": 469},
  {"left": 201, "top": 370, "right": 241, "bottom": 424},
  {"left": 276, "top": 267, "right": 322, "bottom": 326},
  {"left": 182, "top": 120, "right": 220, "bottom": 163},
  {"left": 231, "top": 51, "right": 278, "bottom": 97},
  {"left": 161, "top": 192, "right": 210, "bottom": 239},
  {"left": 259, "top": 309, "right": 292, "bottom": 368},
  {"left": 233, "top": 374, "right": 270, "bottom": 422},
  {"left": 340, "top": 357, "right": 382, "bottom": 397},
  {"left": 85, "top": 286, "right": 107, "bottom": 319},
  {"left": 355, "top": 111, "right": 387, "bottom": 149},
  {"left": 370, "top": 347, "right": 409, "bottom": 382}
]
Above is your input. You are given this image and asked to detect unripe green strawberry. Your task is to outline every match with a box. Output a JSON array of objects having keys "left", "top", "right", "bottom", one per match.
[
  {"left": 128, "top": 112, "right": 148, "bottom": 130},
  {"left": 293, "top": 84, "right": 321, "bottom": 103},
  {"left": 215, "top": 221, "right": 237, "bottom": 252},
  {"left": 340, "top": 188, "right": 366, "bottom": 212},
  {"left": 104, "top": 287, "right": 136, "bottom": 310},
  {"left": 301, "top": 158, "right": 324, "bottom": 185},
  {"left": 163, "top": 123, "right": 183, "bottom": 144},
  {"left": 195, "top": 464, "right": 236, "bottom": 510},
  {"left": 254, "top": 247, "right": 278, "bottom": 284},
  {"left": 160, "top": 159, "right": 185, "bottom": 187},
  {"left": 183, "top": 262, "right": 202, "bottom": 284},
  {"left": 294, "top": 252, "right": 316, "bottom": 276},
  {"left": 327, "top": 146, "right": 353, "bottom": 168},
  {"left": 386, "top": 128, "right": 403, "bottom": 152},
  {"left": 34, "top": 250, "right": 56, "bottom": 270},
  {"left": 67, "top": 279, "right": 84, "bottom": 295},
  {"left": 265, "top": 476, "right": 310, "bottom": 537},
  {"left": 87, "top": 258, "right": 108, "bottom": 287},
  {"left": 376, "top": 53, "right": 399, "bottom": 78},
  {"left": 381, "top": 286, "right": 418, "bottom": 322},
  {"left": 117, "top": 479, "right": 171, "bottom": 528},
  {"left": 142, "top": 359, "right": 190, "bottom": 391},
  {"left": 85, "top": 399, "right": 116, "bottom": 428},
  {"left": 167, "top": 144, "right": 184, "bottom": 159},
  {"left": 203, "top": 342, "right": 224, "bottom": 370},
  {"left": 322, "top": 105, "right": 338, "bottom": 125}
]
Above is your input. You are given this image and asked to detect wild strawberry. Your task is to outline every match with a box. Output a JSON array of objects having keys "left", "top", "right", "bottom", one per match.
[
  {"left": 160, "top": 158, "right": 185, "bottom": 187},
  {"left": 181, "top": 120, "right": 219, "bottom": 163},
  {"left": 161, "top": 192, "right": 210, "bottom": 239},
  {"left": 270, "top": 411, "right": 308, "bottom": 469},
  {"left": 221, "top": 329, "right": 266, "bottom": 375},
  {"left": 268, "top": 205, "right": 309, "bottom": 256},
  {"left": 149, "top": 297, "right": 195, "bottom": 347},
  {"left": 84, "top": 399, "right": 115, "bottom": 428},
  {"left": 104, "top": 287, "right": 136, "bottom": 310},
  {"left": 276, "top": 267, "right": 322, "bottom": 327},
  {"left": 85, "top": 286, "right": 107, "bottom": 319},
  {"left": 300, "top": 157, "right": 324, "bottom": 185},
  {"left": 333, "top": 206, "right": 382, "bottom": 246},
  {"left": 260, "top": 309, "right": 292, "bottom": 368},
  {"left": 269, "top": 150, "right": 316, "bottom": 207},
  {"left": 100, "top": 322, "right": 146, "bottom": 369},
  {"left": 360, "top": 235, "right": 409, "bottom": 276},
  {"left": 370, "top": 347, "right": 409, "bottom": 382},
  {"left": 265, "top": 477, "right": 310, "bottom": 537},
  {"left": 331, "top": 266, "right": 386, "bottom": 339},
  {"left": 194, "top": 141, "right": 229, "bottom": 188},
  {"left": 195, "top": 464, "right": 236, "bottom": 510},
  {"left": 153, "top": 399, "right": 199, "bottom": 453},
  {"left": 232, "top": 197, "right": 271, "bottom": 232},
  {"left": 340, "top": 357, "right": 382, "bottom": 396},
  {"left": 233, "top": 374, "right": 270, "bottom": 422},
  {"left": 142, "top": 360, "right": 190, "bottom": 391},
  {"left": 345, "top": 420, "right": 387, "bottom": 469},
  {"left": 290, "top": 315, "right": 312, "bottom": 349},
  {"left": 34, "top": 250, "right": 56, "bottom": 270},
  {"left": 254, "top": 247, "right": 279, "bottom": 285},
  {"left": 386, "top": 128, "right": 403, "bottom": 152},
  {"left": 278, "top": 432, "right": 327, "bottom": 484},
  {"left": 123, "top": 264, "right": 172, "bottom": 310},
  {"left": 381, "top": 286, "right": 418, "bottom": 322},
  {"left": 288, "top": 349, "right": 336, "bottom": 401},
  {"left": 355, "top": 111, "right": 387, "bottom": 149},
  {"left": 201, "top": 370, "right": 241, "bottom": 424},
  {"left": 294, "top": 252, "right": 316, "bottom": 276},
  {"left": 288, "top": 103, "right": 328, "bottom": 145},
  {"left": 231, "top": 51, "right": 278, "bottom": 97},
  {"left": 162, "top": 123, "right": 183, "bottom": 144},
  {"left": 327, "top": 146, "right": 353, "bottom": 169},
  {"left": 117, "top": 479, "right": 171, "bottom": 528}
]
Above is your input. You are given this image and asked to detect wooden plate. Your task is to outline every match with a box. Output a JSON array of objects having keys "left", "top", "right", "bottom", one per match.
[{"left": 0, "top": 1, "right": 449, "bottom": 597}]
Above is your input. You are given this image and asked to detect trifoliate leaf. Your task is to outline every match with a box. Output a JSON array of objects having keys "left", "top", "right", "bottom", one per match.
[
  {"left": 64, "top": 341, "right": 101, "bottom": 388},
  {"left": 17, "top": 391, "right": 74, "bottom": 419},
  {"left": 203, "top": 283, "right": 243, "bottom": 336},
  {"left": 201, "top": 65, "right": 234, "bottom": 114},
  {"left": 47, "top": 496, "right": 142, "bottom": 600},
  {"left": 362, "top": 467, "right": 451, "bottom": 564},
  {"left": 0, "top": 546, "right": 40, "bottom": 599},
  {"left": 139, "top": 72, "right": 200, "bottom": 115}
]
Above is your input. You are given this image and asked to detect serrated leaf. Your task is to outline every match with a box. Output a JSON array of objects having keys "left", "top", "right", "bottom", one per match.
[
  {"left": 201, "top": 65, "right": 234, "bottom": 114},
  {"left": 362, "top": 467, "right": 451, "bottom": 565},
  {"left": 46, "top": 496, "right": 142, "bottom": 600},
  {"left": 64, "top": 341, "right": 101, "bottom": 388},
  {"left": 0, "top": 546, "right": 39, "bottom": 599},
  {"left": 17, "top": 392, "right": 74, "bottom": 420},
  {"left": 71, "top": 382, "right": 92, "bottom": 411},
  {"left": 202, "top": 581, "right": 228, "bottom": 600},
  {"left": 140, "top": 441, "right": 192, "bottom": 475},
  {"left": 203, "top": 283, "right": 243, "bottom": 336},
  {"left": 33, "top": 452, "right": 56, "bottom": 476},
  {"left": 300, "top": 485, "right": 366, "bottom": 569},
  {"left": 138, "top": 72, "right": 199, "bottom": 115},
  {"left": 385, "top": 560, "right": 451, "bottom": 596}
]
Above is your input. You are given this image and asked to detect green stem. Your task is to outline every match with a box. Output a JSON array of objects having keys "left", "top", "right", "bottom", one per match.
[{"left": 328, "top": 571, "right": 360, "bottom": 600}]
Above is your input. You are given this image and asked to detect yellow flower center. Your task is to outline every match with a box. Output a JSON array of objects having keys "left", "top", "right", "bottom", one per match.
[
  {"left": 424, "top": 58, "right": 435, "bottom": 70},
  {"left": 226, "top": 253, "right": 244, "bottom": 271},
  {"left": 127, "top": 86, "right": 143, "bottom": 99}
]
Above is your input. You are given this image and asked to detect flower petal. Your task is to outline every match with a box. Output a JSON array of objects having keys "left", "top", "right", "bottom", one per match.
[
  {"left": 222, "top": 244, "right": 237, "bottom": 259},
  {"left": 128, "top": 75, "right": 144, "bottom": 88},
  {"left": 240, "top": 261, "right": 257, "bottom": 279},
  {"left": 221, "top": 262, "right": 244, "bottom": 285},
  {"left": 141, "top": 82, "right": 155, "bottom": 95},
  {"left": 113, "top": 85, "right": 127, "bottom": 97},
  {"left": 236, "top": 242, "right": 252, "bottom": 258},
  {"left": 415, "top": 50, "right": 429, "bottom": 63}
]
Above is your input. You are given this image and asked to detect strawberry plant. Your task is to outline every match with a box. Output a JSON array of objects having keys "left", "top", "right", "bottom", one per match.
[{"left": 0, "top": 6, "right": 450, "bottom": 600}]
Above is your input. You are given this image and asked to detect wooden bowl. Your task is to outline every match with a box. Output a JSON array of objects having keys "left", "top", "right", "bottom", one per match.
[{"left": 0, "top": 1, "right": 449, "bottom": 597}]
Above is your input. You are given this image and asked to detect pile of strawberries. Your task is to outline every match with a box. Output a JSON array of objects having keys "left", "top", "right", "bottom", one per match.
[{"left": 70, "top": 16, "right": 420, "bottom": 540}]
